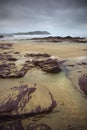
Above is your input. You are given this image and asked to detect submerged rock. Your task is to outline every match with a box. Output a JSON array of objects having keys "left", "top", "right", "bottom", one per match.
[
  {"left": 0, "top": 120, "right": 52, "bottom": 130},
  {"left": 0, "top": 84, "right": 57, "bottom": 117},
  {"left": 33, "top": 58, "right": 61, "bottom": 73},
  {"left": 79, "top": 74, "right": 87, "bottom": 95}
]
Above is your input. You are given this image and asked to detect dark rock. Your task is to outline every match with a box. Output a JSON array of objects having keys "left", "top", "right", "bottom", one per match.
[
  {"left": 67, "top": 64, "right": 75, "bottom": 67},
  {"left": 0, "top": 85, "right": 36, "bottom": 116},
  {"left": 33, "top": 58, "right": 61, "bottom": 73},
  {"left": 0, "top": 85, "right": 57, "bottom": 117},
  {"left": 0, "top": 35, "right": 4, "bottom": 38},
  {"left": 0, "top": 52, "right": 61, "bottom": 78},
  {"left": 0, "top": 61, "right": 33, "bottom": 78},
  {"left": 67, "top": 125, "right": 75, "bottom": 130},
  {"left": 47, "top": 92, "right": 57, "bottom": 111},
  {"left": 79, "top": 74, "right": 87, "bottom": 95},
  {"left": 27, "top": 123, "right": 52, "bottom": 130},
  {"left": 0, "top": 121, "right": 52, "bottom": 130},
  {"left": 0, "top": 56, "right": 61, "bottom": 78},
  {"left": 0, "top": 120, "right": 24, "bottom": 130},
  {"left": 14, "top": 52, "right": 20, "bottom": 54},
  {"left": 81, "top": 59, "right": 87, "bottom": 65},
  {"left": 24, "top": 53, "right": 51, "bottom": 58},
  {"left": 0, "top": 63, "right": 17, "bottom": 78},
  {"left": 83, "top": 49, "right": 87, "bottom": 51},
  {"left": 7, "top": 57, "right": 17, "bottom": 61},
  {"left": 0, "top": 44, "right": 13, "bottom": 49},
  {"left": 32, "top": 36, "right": 87, "bottom": 43},
  {"left": 0, "top": 53, "right": 3, "bottom": 60},
  {"left": 0, "top": 53, "right": 16, "bottom": 61}
]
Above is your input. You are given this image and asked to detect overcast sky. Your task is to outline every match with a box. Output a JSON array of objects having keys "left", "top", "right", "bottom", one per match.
[{"left": 0, "top": 0, "right": 87, "bottom": 36}]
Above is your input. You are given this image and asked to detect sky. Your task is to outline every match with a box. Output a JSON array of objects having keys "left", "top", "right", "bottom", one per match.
[{"left": 0, "top": 0, "right": 87, "bottom": 36}]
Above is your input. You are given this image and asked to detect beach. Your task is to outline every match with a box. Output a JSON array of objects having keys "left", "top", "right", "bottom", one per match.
[
  {"left": 0, "top": 40, "right": 87, "bottom": 130},
  {"left": 6, "top": 40, "right": 87, "bottom": 58}
]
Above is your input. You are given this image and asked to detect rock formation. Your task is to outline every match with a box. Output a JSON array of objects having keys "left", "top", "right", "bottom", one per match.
[
  {"left": 0, "top": 52, "right": 61, "bottom": 78},
  {"left": 0, "top": 121, "right": 52, "bottom": 130},
  {"left": 33, "top": 58, "right": 61, "bottom": 73},
  {"left": 0, "top": 84, "right": 57, "bottom": 117},
  {"left": 32, "top": 36, "right": 87, "bottom": 43},
  {"left": 79, "top": 74, "right": 87, "bottom": 95},
  {"left": 24, "top": 53, "right": 51, "bottom": 58},
  {"left": 0, "top": 43, "right": 13, "bottom": 49},
  {"left": 0, "top": 61, "right": 34, "bottom": 78}
]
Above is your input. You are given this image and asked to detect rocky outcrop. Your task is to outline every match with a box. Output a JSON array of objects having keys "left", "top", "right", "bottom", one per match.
[
  {"left": 0, "top": 121, "right": 52, "bottom": 130},
  {"left": 14, "top": 52, "right": 20, "bottom": 54},
  {"left": 0, "top": 53, "right": 61, "bottom": 78},
  {"left": 0, "top": 52, "right": 17, "bottom": 61},
  {"left": 0, "top": 85, "right": 57, "bottom": 117},
  {"left": 24, "top": 53, "right": 51, "bottom": 58},
  {"left": 0, "top": 43, "right": 13, "bottom": 49},
  {"left": 26, "top": 123, "right": 52, "bottom": 130},
  {"left": 32, "top": 36, "right": 87, "bottom": 43},
  {"left": 0, "top": 120, "right": 76, "bottom": 130},
  {"left": 33, "top": 58, "right": 61, "bottom": 73},
  {"left": 0, "top": 61, "right": 34, "bottom": 78},
  {"left": 79, "top": 74, "right": 87, "bottom": 95}
]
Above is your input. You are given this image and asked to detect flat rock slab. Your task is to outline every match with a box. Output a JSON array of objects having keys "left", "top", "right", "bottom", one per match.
[
  {"left": 79, "top": 74, "right": 87, "bottom": 95},
  {"left": 0, "top": 84, "right": 57, "bottom": 117}
]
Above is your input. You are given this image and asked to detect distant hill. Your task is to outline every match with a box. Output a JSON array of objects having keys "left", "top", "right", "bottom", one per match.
[{"left": 13, "top": 31, "right": 50, "bottom": 35}]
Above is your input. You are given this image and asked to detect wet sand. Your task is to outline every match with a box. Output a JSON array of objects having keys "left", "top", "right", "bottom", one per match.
[
  {"left": 1, "top": 40, "right": 87, "bottom": 58},
  {"left": 0, "top": 40, "right": 87, "bottom": 130}
]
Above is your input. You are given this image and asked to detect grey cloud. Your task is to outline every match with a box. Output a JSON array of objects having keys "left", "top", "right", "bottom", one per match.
[{"left": 0, "top": 0, "right": 87, "bottom": 35}]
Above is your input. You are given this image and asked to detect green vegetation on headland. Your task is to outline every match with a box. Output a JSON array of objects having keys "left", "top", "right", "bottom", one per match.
[
  {"left": 0, "top": 31, "right": 50, "bottom": 38},
  {"left": 12, "top": 31, "right": 50, "bottom": 35}
]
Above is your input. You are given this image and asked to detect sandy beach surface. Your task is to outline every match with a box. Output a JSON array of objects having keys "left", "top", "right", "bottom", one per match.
[
  {"left": 6, "top": 40, "right": 87, "bottom": 58},
  {"left": 0, "top": 40, "right": 87, "bottom": 130}
]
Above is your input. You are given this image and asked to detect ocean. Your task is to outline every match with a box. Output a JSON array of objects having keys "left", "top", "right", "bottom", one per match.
[{"left": 0, "top": 34, "right": 51, "bottom": 41}]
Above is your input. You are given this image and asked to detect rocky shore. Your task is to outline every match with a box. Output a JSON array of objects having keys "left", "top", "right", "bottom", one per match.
[
  {"left": 0, "top": 41, "right": 87, "bottom": 130},
  {"left": 0, "top": 43, "right": 60, "bottom": 129},
  {"left": 32, "top": 36, "right": 87, "bottom": 43},
  {"left": 0, "top": 52, "right": 61, "bottom": 79}
]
